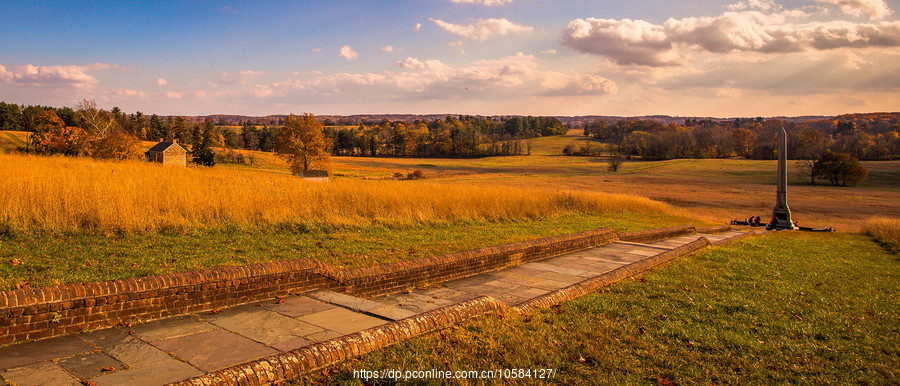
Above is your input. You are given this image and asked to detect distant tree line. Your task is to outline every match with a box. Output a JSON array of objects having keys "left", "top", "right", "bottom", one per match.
[
  {"left": 584, "top": 115, "right": 900, "bottom": 161},
  {"left": 224, "top": 115, "right": 563, "bottom": 158},
  {"left": 322, "top": 116, "right": 562, "bottom": 157},
  {"left": 2, "top": 101, "right": 568, "bottom": 161},
  {"left": 580, "top": 114, "right": 900, "bottom": 186}
]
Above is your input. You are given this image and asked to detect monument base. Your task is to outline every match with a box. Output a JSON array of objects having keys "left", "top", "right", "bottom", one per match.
[{"left": 767, "top": 207, "right": 795, "bottom": 230}]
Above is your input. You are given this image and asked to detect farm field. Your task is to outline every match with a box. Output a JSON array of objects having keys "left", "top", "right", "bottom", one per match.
[{"left": 312, "top": 231, "right": 900, "bottom": 385}]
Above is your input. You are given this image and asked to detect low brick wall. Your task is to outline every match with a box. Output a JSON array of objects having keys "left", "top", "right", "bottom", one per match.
[
  {"left": 0, "top": 227, "right": 620, "bottom": 346},
  {"left": 696, "top": 224, "right": 732, "bottom": 234},
  {"left": 0, "top": 259, "right": 339, "bottom": 345},
  {"left": 328, "top": 227, "right": 620, "bottom": 297},
  {"left": 617, "top": 224, "right": 696, "bottom": 243}
]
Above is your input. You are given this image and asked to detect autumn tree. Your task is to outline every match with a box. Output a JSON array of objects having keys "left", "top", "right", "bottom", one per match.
[
  {"left": 29, "top": 110, "right": 88, "bottom": 155},
  {"left": 814, "top": 152, "right": 868, "bottom": 187},
  {"left": 275, "top": 113, "right": 331, "bottom": 175},
  {"left": 92, "top": 131, "right": 140, "bottom": 160}
]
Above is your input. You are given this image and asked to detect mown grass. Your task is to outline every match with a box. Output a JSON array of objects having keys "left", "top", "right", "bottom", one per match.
[
  {"left": 0, "top": 211, "right": 697, "bottom": 291},
  {"left": 312, "top": 232, "right": 899, "bottom": 385}
]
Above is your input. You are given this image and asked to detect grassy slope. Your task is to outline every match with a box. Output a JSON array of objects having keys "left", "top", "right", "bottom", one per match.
[
  {"left": 0, "top": 212, "right": 696, "bottom": 291},
  {"left": 313, "top": 232, "right": 899, "bottom": 385},
  {"left": 0, "top": 131, "right": 28, "bottom": 152}
]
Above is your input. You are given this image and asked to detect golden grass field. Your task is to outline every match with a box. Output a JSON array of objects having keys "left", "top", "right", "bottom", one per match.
[
  {"left": 0, "top": 151, "right": 684, "bottom": 233},
  {"left": 2, "top": 129, "right": 897, "bottom": 232},
  {"left": 864, "top": 217, "right": 900, "bottom": 252}
]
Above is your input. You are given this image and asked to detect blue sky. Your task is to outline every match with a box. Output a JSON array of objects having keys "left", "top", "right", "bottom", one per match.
[{"left": 1, "top": 0, "right": 898, "bottom": 116}]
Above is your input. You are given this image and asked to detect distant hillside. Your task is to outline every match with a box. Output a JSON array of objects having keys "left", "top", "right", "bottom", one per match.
[{"left": 183, "top": 113, "right": 837, "bottom": 126}]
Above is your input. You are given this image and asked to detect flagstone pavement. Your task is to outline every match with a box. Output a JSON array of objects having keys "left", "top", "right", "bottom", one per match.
[{"left": 0, "top": 230, "right": 748, "bottom": 385}]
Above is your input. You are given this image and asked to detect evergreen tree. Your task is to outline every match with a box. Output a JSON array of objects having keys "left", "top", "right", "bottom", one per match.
[{"left": 191, "top": 120, "right": 216, "bottom": 167}]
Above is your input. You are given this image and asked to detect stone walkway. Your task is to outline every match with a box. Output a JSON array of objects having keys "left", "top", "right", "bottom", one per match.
[{"left": 0, "top": 230, "right": 747, "bottom": 385}]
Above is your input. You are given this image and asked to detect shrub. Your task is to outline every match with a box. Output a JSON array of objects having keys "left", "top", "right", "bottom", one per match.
[{"left": 91, "top": 132, "right": 140, "bottom": 160}]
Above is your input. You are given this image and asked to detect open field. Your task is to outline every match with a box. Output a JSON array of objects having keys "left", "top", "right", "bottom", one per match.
[
  {"left": 211, "top": 131, "right": 898, "bottom": 232},
  {"left": 314, "top": 231, "right": 900, "bottom": 384},
  {"left": 1, "top": 129, "right": 896, "bottom": 290},
  {"left": 8, "top": 125, "right": 897, "bottom": 232},
  {"left": 0, "top": 148, "right": 698, "bottom": 290},
  {"left": 0, "top": 152, "right": 683, "bottom": 233}
]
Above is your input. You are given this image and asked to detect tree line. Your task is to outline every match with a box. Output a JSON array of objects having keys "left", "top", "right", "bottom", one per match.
[
  {"left": 225, "top": 115, "right": 563, "bottom": 158},
  {"left": 584, "top": 115, "right": 900, "bottom": 161},
  {"left": 581, "top": 115, "right": 899, "bottom": 186},
  {"left": 322, "top": 115, "right": 563, "bottom": 157},
  {"left": 1, "top": 101, "right": 567, "bottom": 163}
]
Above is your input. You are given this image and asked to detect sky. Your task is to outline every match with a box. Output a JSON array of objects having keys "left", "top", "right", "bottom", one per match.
[{"left": 1, "top": 0, "right": 898, "bottom": 117}]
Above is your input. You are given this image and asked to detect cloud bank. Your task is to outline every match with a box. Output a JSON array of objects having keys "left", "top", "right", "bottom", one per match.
[{"left": 561, "top": 2, "right": 899, "bottom": 66}]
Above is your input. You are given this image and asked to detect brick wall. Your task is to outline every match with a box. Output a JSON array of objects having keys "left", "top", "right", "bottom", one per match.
[
  {"left": 0, "top": 259, "right": 338, "bottom": 345},
  {"left": 328, "top": 227, "right": 619, "bottom": 297},
  {"left": 616, "top": 224, "right": 697, "bottom": 243},
  {"left": 0, "top": 226, "right": 620, "bottom": 346}
]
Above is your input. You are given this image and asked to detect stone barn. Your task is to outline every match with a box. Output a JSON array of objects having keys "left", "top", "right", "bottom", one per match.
[
  {"left": 145, "top": 139, "right": 187, "bottom": 166},
  {"left": 301, "top": 170, "right": 329, "bottom": 182}
]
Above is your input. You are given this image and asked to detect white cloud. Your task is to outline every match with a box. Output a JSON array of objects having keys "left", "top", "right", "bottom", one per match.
[
  {"left": 397, "top": 57, "right": 426, "bottom": 70},
  {"left": 561, "top": 6, "right": 900, "bottom": 67},
  {"left": 429, "top": 18, "right": 533, "bottom": 41},
  {"left": 208, "top": 70, "right": 266, "bottom": 87},
  {"left": 414, "top": 23, "right": 423, "bottom": 32},
  {"left": 382, "top": 45, "right": 395, "bottom": 52},
  {"left": 541, "top": 50, "right": 558, "bottom": 55},
  {"left": 164, "top": 91, "right": 184, "bottom": 99},
  {"left": 311, "top": 48, "right": 323, "bottom": 53},
  {"left": 449, "top": 0, "right": 514, "bottom": 6},
  {"left": 561, "top": 18, "right": 678, "bottom": 66},
  {"left": 725, "top": 0, "right": 781, "bottom": 12},
  {"left": 339, "top": 45, "right": 359, "bottom": 60},
  {"left": 0, "top": 63, "right": 120, "bottom": 88},
  {"left": 814, "top": 0, "right": 892, "bottom": 20},
  {"left": 110, "top": 88, "right": 148, "bottom": 98},
  {"left": 156, "top": 77, "right": 168, "bottom": 86}
]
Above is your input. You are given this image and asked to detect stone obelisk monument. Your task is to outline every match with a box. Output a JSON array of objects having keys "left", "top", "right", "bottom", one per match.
[{"left": 768, "top": 127, "right": 796, "bottom": 230}]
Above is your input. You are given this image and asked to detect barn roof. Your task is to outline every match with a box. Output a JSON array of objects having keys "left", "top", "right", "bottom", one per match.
[{"left": 145, "top": 141, "right": 184, "bottom": 154}]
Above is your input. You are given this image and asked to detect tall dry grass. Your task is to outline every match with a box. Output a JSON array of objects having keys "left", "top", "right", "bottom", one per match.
[
  {"left": 863, "top": 217, "right": 900, "bottom": 253},
  {"left": 0, "top": 153, "right": 681, "bottom": 233}
]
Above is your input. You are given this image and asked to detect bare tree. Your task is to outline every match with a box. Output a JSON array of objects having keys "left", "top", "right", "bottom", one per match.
[
  {"left": 75, "top": 99, "right": 118, "bottom": 139},
  {"left": 797, "top": 159, "right": 817, "bottom": 185}
]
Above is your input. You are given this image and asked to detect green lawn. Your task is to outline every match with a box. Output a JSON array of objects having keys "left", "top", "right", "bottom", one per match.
[
  {"left": 312, "top": 232, "right": 899, "bottom": 385},
  {"left": 0, "top": 212, "right": 696, "bottom": 291}
]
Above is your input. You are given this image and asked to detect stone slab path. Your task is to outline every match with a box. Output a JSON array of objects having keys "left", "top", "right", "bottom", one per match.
[{"left": 0, "top": 229, "right": 748, "bottom": 386}]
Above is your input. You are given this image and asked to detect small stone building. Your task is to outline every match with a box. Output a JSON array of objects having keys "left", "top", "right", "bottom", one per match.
[
  {"left": 301, "top": 170, "right": 329, "bottom": 182},
  {"left": 145, "top": 140, "right": 187, "bottom": 166}
]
